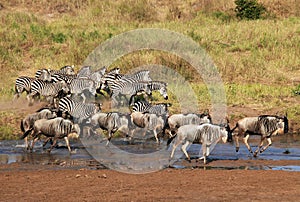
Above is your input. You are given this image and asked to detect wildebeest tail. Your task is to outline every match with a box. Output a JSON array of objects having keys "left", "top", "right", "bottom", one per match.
[
  {"left": 167, "top": 134, "right": 177, "bottom": 146},
  {"left": 20, "top": 127, "right": 33, "bottom": 139},
  {"left": 230, "top": 123, "right": 238, "bottom": 134},
  {"left": 20, "top": 120, "right": 25, "bottom": 132},
  {"left": 283, "top": 116, "right": 289, "bottom": 133}
]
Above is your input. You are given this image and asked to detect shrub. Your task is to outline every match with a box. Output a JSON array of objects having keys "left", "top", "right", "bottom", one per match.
[{"left": 235, "top": 0, "right": 266, "bottom": 20}]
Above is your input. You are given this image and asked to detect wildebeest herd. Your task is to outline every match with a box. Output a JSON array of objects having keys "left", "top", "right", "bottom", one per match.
[{"left": 14, "top": 65, "right": 289, "bottom": 164}]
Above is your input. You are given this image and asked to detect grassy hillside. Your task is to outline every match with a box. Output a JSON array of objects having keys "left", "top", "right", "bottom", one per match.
[{"left": 0, "top": 0, "right": 300, "bottom": 139}]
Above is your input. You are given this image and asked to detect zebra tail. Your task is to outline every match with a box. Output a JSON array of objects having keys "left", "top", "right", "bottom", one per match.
[{"left": 20, "top": 127, "right": 33, "bottom": 140}]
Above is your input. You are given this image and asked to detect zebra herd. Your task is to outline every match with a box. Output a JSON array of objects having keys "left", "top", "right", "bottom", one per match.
[{"left": 15, "top": 65, "right": 289, "bottom": 164}]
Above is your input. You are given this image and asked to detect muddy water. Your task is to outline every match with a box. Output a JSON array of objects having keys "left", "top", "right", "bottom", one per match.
[{"left": 0, "top": 133, "right": 299, "bottom": 172}]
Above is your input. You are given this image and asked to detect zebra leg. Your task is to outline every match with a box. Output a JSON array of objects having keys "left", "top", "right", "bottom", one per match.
[
  {"left": 181, "top": 141, "right": 191, "bottom": 162},
  {"left": 243, "top": 134, "right": 252, "bottom": 153}
]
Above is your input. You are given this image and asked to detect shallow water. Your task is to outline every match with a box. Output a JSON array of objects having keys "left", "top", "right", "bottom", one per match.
[{"left": 0, "top": 133, "right": 299, "bottom": 172}]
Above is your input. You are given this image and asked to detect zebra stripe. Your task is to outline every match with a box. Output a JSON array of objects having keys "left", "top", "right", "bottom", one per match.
[
  {"left": 68, "top": 78, "right": 97, "bottom": 99},
  {"left": 132, "top": 101, "right": 169, "bottom": 115},
  {"left": 35, "top": 65, "right": 75, "bottom": 79},
  {"left": 147, "top": 81, "right": 168, "bottom": 100},
  {"left": 58, "top": 96, "right": 101, "bottom": 123},
  {"left": 14, "top": 76, "right": 35, "bottom": 101},
  {"left": 110, "top": 80, "right": 152, "bottom": 106},
  {"left": 28, "top": 80, "right": 69, "bottom": 105},
  {"left": 122, "top": 70, "right": 152, "bottom": 82}
]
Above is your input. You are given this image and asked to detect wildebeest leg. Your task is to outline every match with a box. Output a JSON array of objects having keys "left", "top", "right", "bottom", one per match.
[
  {"left": 234, "top": 133, "right": 240, "bottom": 152},
  {"left": 106, "top": 130, "right": 112, "bottom": 146},
  {"left": 181, "top": 141, "right": 191, "bottom": 162},
  {"left": 42, "top": 137, "right": 52, "bottom": 147},
  {"left": 253, "top": 137, "right": 265, "bottom": 157},
  {"left": 30, "top": 136, "right": 39, "bottom": 152},
  {"left": 170, "top": 139, "right": 182, "bottom": 160},
  {"left": 260, "top": 137, "right": 272, "bottom": 154},
  {"left": 64, "top": 136, "right": 71, "bottom": 153},
  {"left": 24, "top": 137, "right": 29, "bottom": 150},
  {"left": 48, "top": 138, "right": 57, "bottom": 153},
  {"left": 199, "top": 144, "right": 208, "bottom": 164},
  {"left": 243, "top": 134, "right": 252, "bottom": 153}
]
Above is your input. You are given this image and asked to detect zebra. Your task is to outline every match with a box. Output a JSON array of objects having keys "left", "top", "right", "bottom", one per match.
[
  {"left": 122, "top": 70, "right": 152, "bottom": 82},
  {"left": 110, "top": 80, "right": 152, "bottom": 107},
  {"left": 77, "top": 66, "right": 92, "bottom": 78},
  {"left": 132, "top": 100, "right": 170, "bottom": 116},
  {"left": 35, "top": 65, "right": 75, "bottom": 79},
  {"left": 67, "top": 78, "right": 97, "bottom": 102},
  {"left": 27, "top": 80, "right": 70, "bottom": 106},
  {"left": 51, "top": 73, "right": 77, "bottom": 83},
  {"left": 147, "top": 81, "right": 168, "bottom": 100},
  {"left": 58, "top": 96, "right": 101, "bottom": 124},
  {"left": 50, "top": 65, "right": 76, "bottom": 75},
  {"left": 13, "top": 76, "right": 35, "bottom": 101},
  {"left": 33, "top": 69, "right": 52, "bottom": 81},
  {"left": 100, "top": 68, "right": 122, "bottom": 95}
]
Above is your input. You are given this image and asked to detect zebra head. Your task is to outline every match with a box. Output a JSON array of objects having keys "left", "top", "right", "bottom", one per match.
[
  {"left": 62, "top": 65, "right": 76, "bottom": 75},
  {"left": 39, "top": 69, "right": 52, "bottom": 82},
  {"left": 159, "top": 84, "right": 168, "bottom": 100},
  {"left": 149, "top": 81, "right": 168, "bottom": 100},
  {"left": 58, "top": 80, "right": 70, "bottom": 94}
]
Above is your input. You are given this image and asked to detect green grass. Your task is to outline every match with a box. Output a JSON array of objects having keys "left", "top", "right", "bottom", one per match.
[{"left": 0, "top": 0, "right": 300, "bottom": 139}]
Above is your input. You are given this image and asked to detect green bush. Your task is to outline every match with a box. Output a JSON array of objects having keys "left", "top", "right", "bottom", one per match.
[{"left": 235, "top": 0, "right": 266, "bottom": 20}]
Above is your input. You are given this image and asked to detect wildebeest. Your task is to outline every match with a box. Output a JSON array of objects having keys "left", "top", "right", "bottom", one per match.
[
  {"left": 231, "top": 115, "right": 289, "bottom": 157},
  {"left": 168, "top": 123, "right": 229, "bottom": 164},
  {"left": 20, "top": 108, "right": 57, "bottom": 149},
  {"left": 21, "top": 117, "right": 80, "bottom": 153},
  {"left": 130, "top": 111, "right": 168, "bottom": 143},
  {"left": 89, "top": 112, "right": 132, "bottom": 145},
  {"left": 166, "top": 113, "right": 212, "bottom": 137}
]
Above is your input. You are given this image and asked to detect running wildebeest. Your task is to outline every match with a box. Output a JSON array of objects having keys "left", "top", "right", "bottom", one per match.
[
  {"left": 20, "top": 108, "right": 57, "bottom": 149},
  {"left": 166, "top": 112, "right": 212, "bottom": 137},
  {"left": 231, "top": 115, "right": 289, "bottom": 157},
  {"left": 21, "top": 117, "right": 80, "bottom": 153},
  {"left": 130, "top": 111, "right": 168, "bottom": 144},
  {"left": 89, "top": 112, "right": 132, "bottom": 145},
  {"left": 168, "top": 123, "right": 229, "bottom": 164}
]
